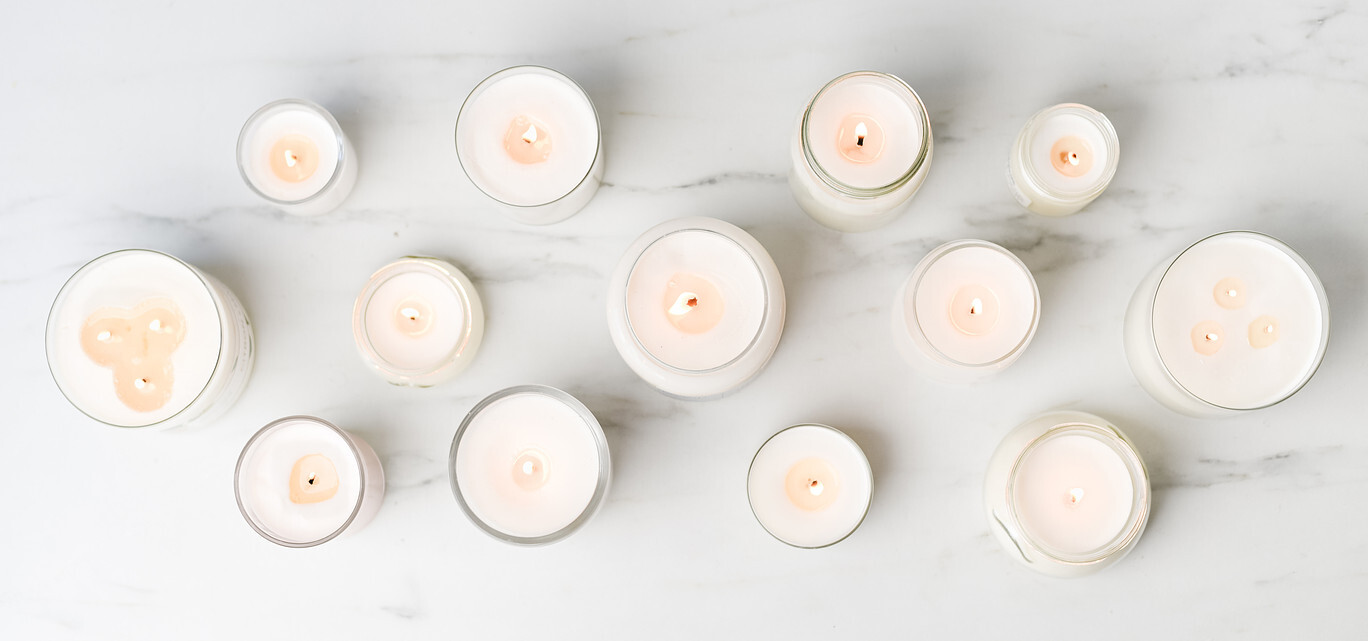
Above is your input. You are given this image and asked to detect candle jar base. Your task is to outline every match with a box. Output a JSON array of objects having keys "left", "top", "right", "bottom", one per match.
[{"left": 1006, "top": 104, "right": 1119, "bottom": 217}]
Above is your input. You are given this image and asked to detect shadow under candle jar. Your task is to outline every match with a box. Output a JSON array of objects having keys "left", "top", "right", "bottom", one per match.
[
  {"left": 454, "top": 66, "right": 604, "bottom": 225},
  {"left": 237, "top": 99, "right": 358, "bottom": 217},
  {"left": 1006, "top": 103, "right": 1120, "bottom": 217},
  {"left": 747, "top": 424, "right": 873, "bottom": 549},
  {"left": 606, "top": 217, "right": 787, "bottom": 399},
  {"left": 1123, "top": 231, "right": 1329, "bottom": 417}
]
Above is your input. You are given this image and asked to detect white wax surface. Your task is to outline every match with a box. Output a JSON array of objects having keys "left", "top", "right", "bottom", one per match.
[
  {"left": 806, "top": 74, "right": 923, "bottom": 190},
  {"left": 48, "top": 251, "right": 221, "bottom": 427},
  {"left": 239, "top": 105, "right": 340, "bottom": 202},
  {"left": 456, "top": 69, "right": 598, "bottom": 206},
  {"left": 1028, "top": 112, "right": 1111, "bottom": 194},
  {"left": 454, "top": 392, "right": 601, "bottom": 539},
  {"left": 908, "top": 245, "right": 1036, "bottom": 365},
  {"left": 1012, "top": 431, "right": 1135, "bottom": 556},
  {"left": 625, "top": 229, "right": 766, "bottom": 371},
  {"left": 1153, "top": 234, "right": 1325, "bottom": 409},
  {"left": 748, "top": 425, "right": 872, "bottom": 548},
  {"left": 237, "top": 419, "right": 363, "bottom": 544},
  {"left": 361, "top": 270, "right": 466, "bottom": 371}
]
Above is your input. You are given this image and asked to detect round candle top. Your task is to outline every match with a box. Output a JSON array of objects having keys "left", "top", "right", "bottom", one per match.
[
  {"left": 238, "top": 100, "right": 342, "bottom": 203},
  {"left": 453, "top": 389, "right": 606, "bottom": 541},
  {"left": 357, "top": 260, "right": 470, "bottom": 373},
  {"left": 1023, "top": 104, "right": 1116, "bottom": 195},
  {"left": 455, "top": 66, "right": 599, "bottom": 207},
  {"left": 47, "top": 250, "right": 223, "bottom": 428},
  {"left": 235, "top": 417, "right": 364, "bottom": 546},
  {"left": 1152, "top": 232, "right": 1326, "bottom": 409},
  {"left": 804, "top": 72, "right": 927, "bottom": 191},
  {"left": 1011, "top": 428, "right": 1137, "bottom": 557},
  {"left": 906, "top": 242, "right": 1038, "bottom": 365},
  {"left": 625, "top": 229, "right": 767, "bottom": 371},
  {"left": 747, "top": 424, "right": 872, "bottom": 548}
]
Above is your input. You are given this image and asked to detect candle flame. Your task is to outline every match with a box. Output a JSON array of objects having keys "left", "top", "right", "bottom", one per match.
[
  {"left": 809, "top": 479, "right": 824, "bottom": 496},
  {"left": 1068, "top": 487, "right": 1085, "bottom": 505},
  {"left": 668, "top": 292, "right": 700, "bottom": 316},
  {"left": 1205, "top": 332, "right": 1219, "bottom": 342},
  {"left": 284, "top": 150, "right": 298, "bottom": 168},
  {"left": 1264, "top": 324, "right": 1274, "bottom": 334},
  {"left": 522, "top": 124, "right": 538, "bottom": 144},
  {"left": 522, "top": 460, "right": 535, "bottom": 475},
  {"left": 855, "top": 121, "right": 868, "bottom": 147},
  {"left": 1227, "top": 289, "right": 1238, "bottom": 298},
  {"left": 401, "top": 307, "right": 421, "bottom": 322},
  {"left": 969, "top": 298, "right": 983, "bottom": 316}
]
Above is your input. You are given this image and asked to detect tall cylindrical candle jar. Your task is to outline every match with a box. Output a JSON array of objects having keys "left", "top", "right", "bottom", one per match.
[
  {"left": 606, "top": 217, "right": 786, "bottom": 399},
  {"left": 747, "top": 424, "right": 873, "bottom": 549},
  {"left": 1006, "top": 103, "right": 1119, "bottom": 217},
  {"left": 984, "top": 411, "right": 1150, "bottom": 578},
  {"left": 788, "top": 71, "right": 933, "bottom": 233},
  {"left": 46, "top": 249, "right": 255, "bottom": 430},
  {"left": 352, "top": 257, "right": 485, "bottom": 387},
  {"left": 455, "top": 66, "right": 604, "bottom": 225},
  {"left": 237, "top": 99, "right": 358, "bottom": 217},
  {"left": 235, "top": 416, "right": 385, "bottom": 547},
  {"left": 449, "top": 386, "right": 611, "bottom": 545},
  {"left": 1124, "top": 231, "right": 1329, "bottom": 417}
]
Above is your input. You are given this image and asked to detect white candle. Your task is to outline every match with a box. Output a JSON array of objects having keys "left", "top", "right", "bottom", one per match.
[
  {"left": 235, "top": 416, "right": 385, "bottom": 547},
  {"left": 892, "top": 240, "right": 1039, "bottom": 381},
  {"left": 984, "top": 411, "right": 1150, "bottom": 578},
  {"left": 1006, "top": 103, "right": 1119, "bottom": 217},
  {"left": 352, "top": 257, "right": 484, "bottom": 387},
  {"left": 46, "top": 249, "right": 254, "bottom": 429},
  {"left": 450, "top": 386, "right": 610, "bottom": 545},
  {"left": 454, "top": 66, "right": 604, "bottom": 225},
  {"left": 747, "top": 424, "right": 872, "bottom": 548},
  {"left": 1124, "top": 231, "right": 1329, "bottom": 416},
  {"left": 606, "top": 217, "right": 786, "bottom": 398},
  {"left": 237, "top": 99, "right": 358, "bottom": 216},
  {"left": 788, "top": 71, "right": 933, "bottom": 233}
]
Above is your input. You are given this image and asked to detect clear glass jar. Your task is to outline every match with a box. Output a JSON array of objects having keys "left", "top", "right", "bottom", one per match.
[
  {"left": 237, "top": 99, "right": 357, "bottom": 217},
  {"left": 746, "top": 424, "right": 873, "bottom": 549},
  {"left": 1006, "top": 103, "right": 1119, "bottom": 216}
]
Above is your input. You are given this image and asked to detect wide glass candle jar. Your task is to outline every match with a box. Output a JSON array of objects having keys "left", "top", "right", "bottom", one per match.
[
  {"left": 454, "top": 66, "right": 604, "bottom": 225},
  {"left": 449, "top": 385, "right": 611, "bottom": 546},
  {"left": 235, "top": 416, "right": 385, "bottom": 547},
  {"left": 1006, "top": 103, "right": 1120, "bottom": 217},
  {"left": 892, "top": 240, "right": 1040, "bottom": 382},
  {"left": 788, "top": 71, "right": 933, "bottom": 233},
  {"left": 606, "top": 217, "right": 786, "bottom": 399},
  {"left": 984, "top": 411, "right": 1151, "bottom": 578},
  {"left": 747, "top": 424, "right": 873, "bottom": 549},
  {"left": 237, "top": 99, "right": 358, "bottom": 217},
  {"left": 1124, "top": 231, "right": 1329, "bottom": 417},
  {"left": 352, "top": 257, "right": 485, "bottom": 387},
  {"left": 46, "top": 249, "right": 255, "bottom": 430}
]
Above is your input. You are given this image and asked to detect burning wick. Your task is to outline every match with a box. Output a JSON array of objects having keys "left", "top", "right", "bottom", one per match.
[
  {"left": 522, "top": 460, "right": 535, "bottom": 475},
  {"left": 284, "top": 150, "right": 299, "bottom": 167},
  {"left": 1068, "top": 487, "right": 1085, "bottom": 505},
  {"left": 1060, "top": 150, "right": 1080, "bottom": 167},
  {"left": 401, "top": 307, "right": 421, "bottom": 322},
  {"left": 668, "top": 292, "right": 700, "bottom": 316},
  {"left": 1204, "top": 332, "right": 1219, "bottom": 342},
  {"left": 855, "top": 121, "right": 867, "bottom": 147},
  {"left": 808, "top": 479, "right": 824, "bottom": 496},
  {"left": 522, "top": 124, "right": 538, "bottom": 145},
  {"left": 969, "top": 298, "right": 984, "bottom": 316},
  {"left": 307, "top": 474, "right": 317, "bottom": 486}
]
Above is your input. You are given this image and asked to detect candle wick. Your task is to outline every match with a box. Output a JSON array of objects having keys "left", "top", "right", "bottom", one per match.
[
  {"left": 969, "top": 298, "right": 983, "bottom": 315},
  {"left": 1205, "top": 332, "right": 1219, "bottom": 342},
  {"left": 687, "top": 297, "right": 698, "bottom": 308},
  {"left": 808, "top": 479, "right": 823, "bottom": 496},
  {"left": 307, "top": 474, "right": 316, "bottom": 486},
  {"left": 284, "top": 150, "right": 298, "bottom": 168},
  {"left": 854, "top": 121, "right": 868, "bottom": 148},
  {"left": 1068, "top": 487, "right": 1085, "bottom": 505}
]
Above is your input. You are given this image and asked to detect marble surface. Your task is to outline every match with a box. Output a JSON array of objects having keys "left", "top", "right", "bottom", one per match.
[{"left": 3, "top": 0, "right": 1367, "bottom": 637}]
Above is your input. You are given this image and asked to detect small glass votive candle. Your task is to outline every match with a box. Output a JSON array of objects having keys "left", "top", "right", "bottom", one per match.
[
  {"left": 352, "top": 257, "right": 485, "bottom": 387},
  {"left": 46, "top": 249, "right": 255, "bottom": 430},
  {"left": 237, "top": 99, "right": 358, "bottom": 216},
  {"left": 235, "top": 415, "right": 386, "bottom": 548},
  {"left": 449, "top": 385, "right": 611, "bottom": 546},
  {"left": 1006, "top": 103, "right": 1119, "bottom": 217},
  {"left": 454, "top": 66, "right": 604, "bottom": 225},
  {"left": 984, "top": 411, "right": 1151, "bottom": 578},
  {"left": 788, "top": 71, "right": 934, "bottom": 233},
  {"left": 606, "top": 216, "right": 787, "bottom": 399},
  {"left": 747, "top": 424, "right": 873, "bottom": 549},
  {"left": 891, "top": 240, "right": 1040, "bottom": 382},
  {"left": 1124, "top": 231, "right": 1329, "bottom": 417}
]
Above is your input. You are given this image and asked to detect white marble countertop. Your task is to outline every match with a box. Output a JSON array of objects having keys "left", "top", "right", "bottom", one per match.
[{"left": 3, "top": 1, "right": 1367, "bottom": 637}]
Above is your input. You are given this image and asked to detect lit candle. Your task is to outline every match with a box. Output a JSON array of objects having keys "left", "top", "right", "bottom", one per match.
[
  {"left": 1006, "top": 103, "right": 1120, "bottom": 216},
  {"left": 747, "top": 424, "right": 872, "bottom": 548},
  {"left": 454, "top": 66, "right": 603, "bottom": 225},
  {"left": 352, "top": 257, "right": 485, "bottom": 387},
  {"left": 237, "top": 99, "right": 358, "bottom": 216},
  {"left": 984, "top": 411, "right": 1150, "bottom": 578},
  {"left": 1124, "top": 231, "right": 1329, "bottom": 416},
  {"left": 606, "top": 217, "right": 787, "bottom": 398},
  {"left": 235, "top": 416, "right": 385, "bottom": 547},
  {"left": 892, "top": 240, "right": 1040, "bottom": 381},
  {"left": 46, "top": 249, "right": 254, "bottom": 429},
  {"left": 449, "top": 386, "right": 611, "bottom": 545},
  {"left": 788, "top": 71, "right": 934, "bottom": 233}
]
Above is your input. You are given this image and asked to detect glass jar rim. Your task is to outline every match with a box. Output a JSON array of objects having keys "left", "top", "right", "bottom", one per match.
[
  {"left": 236, "top": 98, "right": 349, "bottom": 206},
  {"left": 800, "top": 70, "right": 932, "bottom": 198}
]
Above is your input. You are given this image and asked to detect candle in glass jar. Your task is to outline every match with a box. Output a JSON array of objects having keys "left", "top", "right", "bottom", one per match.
[
  {"left": 454, "top": 66, "right": 603, "bottom": 225},
  {"left": 237, "top": 99, "right": 357, "bottom": 216},
  {"left": 747, "top": 424, "right": 872, "bottom": 548},
  {"left": 1006, "top": 104, "right": 1119, "bottom": 217},
  {"left": 352, "top": 257, "right": 484, "bottom": 387},
  {"left": 449, "top": 386, "right": 611, "bottom": 545}
]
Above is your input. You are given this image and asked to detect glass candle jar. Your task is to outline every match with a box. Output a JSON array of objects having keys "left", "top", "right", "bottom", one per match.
[
  {"left": 788, "top": 71, "right": 934, "bottom": 233},
  {"left": 454, "top": 66, "right": 604, "bottom": 225},
  {"left": 984, "top": 411, "right": 1151, "bottom": 578},
  {"left": 46, "top": 249, "right": 255, "bottom": 430},
  {"left": 1124, "top": 231, "right": 1329, "bottom": 417},
  {"left": 747, "top": 424, "right": 873, "bottom": 549},
  {"left": 237, "top": 99, "right": 358, "bottom": 217},
  {"left": 1006, "top": 103, "right": 1119, "bottom": 217}
]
